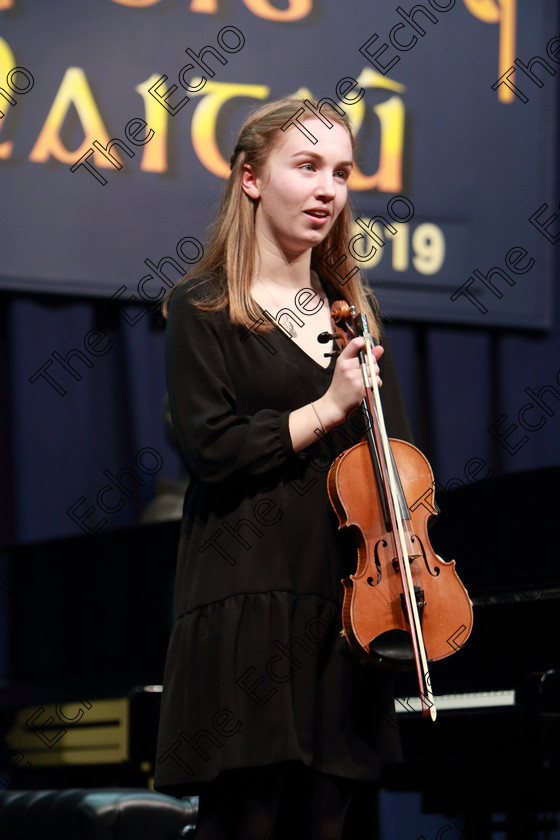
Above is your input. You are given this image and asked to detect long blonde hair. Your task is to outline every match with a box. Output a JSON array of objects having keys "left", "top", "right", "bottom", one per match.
[{"left": 163, "top": 97, "right": 380, "bottom": 335}]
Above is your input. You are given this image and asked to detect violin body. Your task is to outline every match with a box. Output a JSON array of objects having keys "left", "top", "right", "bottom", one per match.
[{"left": 328, "top": 437, "right": 473, "bottom": 667}]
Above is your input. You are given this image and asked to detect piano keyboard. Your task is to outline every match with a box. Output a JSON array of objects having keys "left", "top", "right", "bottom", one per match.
[{"left": 395, "top": 689, "right": 516, "bottom": 713}]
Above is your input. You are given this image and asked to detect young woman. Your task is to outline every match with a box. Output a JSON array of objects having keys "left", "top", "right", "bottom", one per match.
[{"left": 154, "top": 98, "right": 413, "bottom": 839}]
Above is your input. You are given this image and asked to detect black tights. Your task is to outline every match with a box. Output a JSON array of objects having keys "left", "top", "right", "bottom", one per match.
[{"left": 194, "top": 763, "right": 376, "bottom": 840}]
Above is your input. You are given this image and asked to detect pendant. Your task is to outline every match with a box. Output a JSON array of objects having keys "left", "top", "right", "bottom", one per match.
[{"left": 278, "top": 314, "right": 297, "bottom": 338}]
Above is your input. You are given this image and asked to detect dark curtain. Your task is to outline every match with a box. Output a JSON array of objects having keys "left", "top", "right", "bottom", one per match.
[{"left": 2, "top": 270, "right": 559, "bottom": 538}]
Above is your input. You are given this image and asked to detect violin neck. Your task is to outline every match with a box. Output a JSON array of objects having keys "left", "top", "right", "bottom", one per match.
[
  {"left": 362, "top": 390, "right": 411, "bottom": 533},
  {"left": 353, "top": 310, "right": 411, "bottom": 533}
]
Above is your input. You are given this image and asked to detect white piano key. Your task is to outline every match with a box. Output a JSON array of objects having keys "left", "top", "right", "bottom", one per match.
[{"left": 395, "top": 689, "right": 516, "bottom": 713}]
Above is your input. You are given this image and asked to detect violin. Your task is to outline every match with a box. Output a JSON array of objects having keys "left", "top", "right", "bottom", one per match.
[{"left": 320, "top": 301, "right": 473, "bottom": 720}]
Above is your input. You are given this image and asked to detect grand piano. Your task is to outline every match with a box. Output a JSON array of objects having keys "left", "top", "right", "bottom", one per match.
[
  {"left": 1, "top": 468, "right": 559, "bottom": 836},
  {"left": 389, "top": 466, "right": 560, "bottom": 838}
]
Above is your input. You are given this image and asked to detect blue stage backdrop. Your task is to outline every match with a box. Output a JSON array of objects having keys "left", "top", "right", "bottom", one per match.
[{"left": 0, "top": 0, "right": 557, "bottom": 328}]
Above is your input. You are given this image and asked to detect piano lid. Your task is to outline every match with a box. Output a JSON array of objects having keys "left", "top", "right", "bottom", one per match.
[{"left": 428, "top": 466, "right": 560, "bottom": 597}]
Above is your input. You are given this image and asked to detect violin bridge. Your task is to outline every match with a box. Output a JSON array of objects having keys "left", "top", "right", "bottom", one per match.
[{"left": 391, "top": 553, "right": 420, "bottom": 574}]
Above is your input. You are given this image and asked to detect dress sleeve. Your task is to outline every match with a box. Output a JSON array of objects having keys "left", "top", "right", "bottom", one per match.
[{"left": 165, "top": 283, "right": 295, "bottom": 485}]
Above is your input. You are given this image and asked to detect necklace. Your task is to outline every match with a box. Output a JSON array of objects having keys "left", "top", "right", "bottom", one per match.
[{"left": 257, "top": 276, "right": 299, "bottom": 338}]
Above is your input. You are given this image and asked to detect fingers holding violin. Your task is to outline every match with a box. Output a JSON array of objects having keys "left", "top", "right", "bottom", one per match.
[
  {"left": 341, "top": 337, "right": 383, "bottom": 389},
  {"left": 314, "top": 337, "right": 384, "bottom": 429},
  {"left": 369, "top": 343, "right": 383, "bottom": 389}
]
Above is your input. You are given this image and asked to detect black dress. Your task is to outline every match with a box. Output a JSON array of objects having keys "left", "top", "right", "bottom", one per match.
[{"left": 153, "top": 276, "right": 413, "bottom": 796}]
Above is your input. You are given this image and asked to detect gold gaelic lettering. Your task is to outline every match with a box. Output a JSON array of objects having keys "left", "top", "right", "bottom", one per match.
[
  {"left": 463, "top": 0, "right": 517, "bottom": 102},
  {"left": 112, "top": 0, "right": 312, "bottom": 14},
  {"left": 111, "top": 0, "right": 160, "bottom": 6},
  {"left": 188, "top": 0, "right": 311, "bottom": 18},
  {"left": 29, "top": 67, "right": 115, "bottom": 166},
  {"left": 242, "top": 0, "right": 312, "bottom": 22},
  {"left": 190, "top": 80, "right": 269, "bottom": 177},
  {"left": 0, "top": 37, "right": 17, "bottom": 158},
  {"left": 344, "top": 69, "right": 405, "bottom": 193},
  {"left": 189, "top": 0, "right": 218, "bottom": 10},
  {"left": 136, "top": 74, "right": 168, "bottom": 172}
]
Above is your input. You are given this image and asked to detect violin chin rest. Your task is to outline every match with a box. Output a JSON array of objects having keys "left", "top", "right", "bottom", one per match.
[{"left": 369, "top": 628, "right": 415, "bottom": 664}]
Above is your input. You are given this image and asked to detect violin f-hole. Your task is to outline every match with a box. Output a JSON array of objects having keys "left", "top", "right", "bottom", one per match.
[{"left": 410, "top": 534, "right": 440, "bottom": 578}]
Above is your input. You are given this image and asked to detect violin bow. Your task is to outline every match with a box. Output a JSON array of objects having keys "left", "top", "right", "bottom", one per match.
[{"left": 355, "top": 309, "right": 437, "bottom": 721}]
